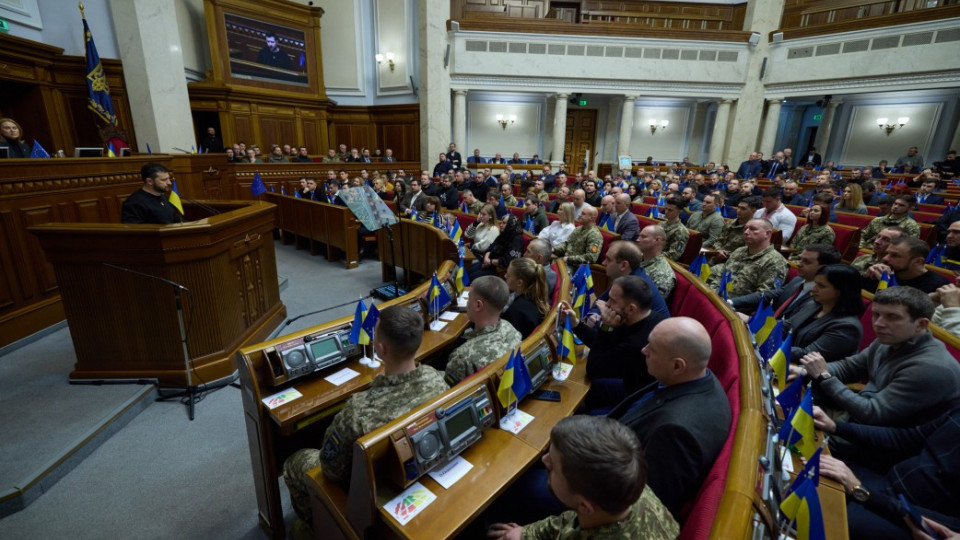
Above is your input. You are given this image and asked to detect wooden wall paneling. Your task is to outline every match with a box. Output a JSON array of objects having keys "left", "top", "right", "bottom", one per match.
[
  {"left": 0, "top": 211, "right": 20, "bottom": 311},
  {"left": 302, "top": 118, "right": 319, "bottom": 154},
  {"left": 18, "top": 205, "right": 59, "bottom": 295},
  {"left": 258, "top": 115, "right": 299, "bottom": 148}
]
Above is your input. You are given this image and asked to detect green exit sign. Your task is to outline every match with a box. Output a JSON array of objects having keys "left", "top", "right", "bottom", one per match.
[
  {"left": 578, "top": 99, "right": 588, "bottom": 106},
  {"left": 813, "top": 114, "right": 823, "bottom": 121}
]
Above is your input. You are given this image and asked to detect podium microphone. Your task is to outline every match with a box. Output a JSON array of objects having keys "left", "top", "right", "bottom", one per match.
[
  {"left": 102, "top": 263, "right": 189, "bottom": 291},
  {"left": 172, "top": 147, "right": 191, "bottom": 154},
  {"left": 179, "top": 195, "right": 221, "bottom": 216}
]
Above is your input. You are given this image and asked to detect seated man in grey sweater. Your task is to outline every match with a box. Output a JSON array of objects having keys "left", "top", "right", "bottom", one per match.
[{"left": 791, "top": 286, "right": 960, "bottom": 459}]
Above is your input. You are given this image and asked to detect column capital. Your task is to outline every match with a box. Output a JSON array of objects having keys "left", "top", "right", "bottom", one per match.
[
  {"left": 766, "top": 98, "right": 784, "bottom": 105},
  {"left": 453, "top": 89, "right": 468, "bottom": 96},
  {"left": 623, "top": 95, "right": 639, "bottom": 102},
  {"left": 555, "top": 93, "right": 570, "bottom": 100},
  {"left": 718, "top": 98, "right": 736, "bottom": 105}
]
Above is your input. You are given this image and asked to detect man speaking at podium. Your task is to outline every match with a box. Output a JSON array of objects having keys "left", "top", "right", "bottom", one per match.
[{"left": 121, "top": 163, "right": 182, "bottom": 225}]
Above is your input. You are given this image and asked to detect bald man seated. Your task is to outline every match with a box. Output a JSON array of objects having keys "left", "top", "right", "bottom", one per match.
[{"left": 608, "top": 317, "right": 732, "bottom": 518}]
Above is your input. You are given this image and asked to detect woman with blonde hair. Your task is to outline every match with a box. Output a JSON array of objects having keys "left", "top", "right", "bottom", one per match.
[
  {"left": 538, "top": 202, "right": 576, "bottom": 249},
  {"left": 835, "top": 183, "right": 868, "bottom": 214},
  {"left": 502, "top": 257, "right": 550, "bottom": 338},
  {"left": 465, "top": 204, "right": 500, "bottom": 257},
  {"left": 643, "top": 179, "right": 663, "bottom": 198},
  {"left": 0, "top": 118, "right": 30, "bottom": 158}
]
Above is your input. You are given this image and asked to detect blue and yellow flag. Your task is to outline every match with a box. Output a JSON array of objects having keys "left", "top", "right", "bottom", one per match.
[
  {"left": 779, "top": 467, "right": 826, "bottom": 540},
  {"left": 751, "top": 301, "right": 778, "bottom": 348},
  {"left": 428, "top": 273, "right": 452, "bottom": 317},
  {"left": 82, "top": 15, "right": 117, "bottom": 125},
  {"left": 525, "top": 215, "right": 536, "bottom": 233},
  {"left": 717, "top": 269, "right": 733, "bottom": 300},
  {"left": 689, "top": 253, "right": 711, "bottom": 282},
  {"left": 767, "top": 331, "right": 792, "bottom": 391},
  {"left": 497, "top": 196, "right": 508, "bottom": 218},
  {"left": 448, "top": 219, "right": 463, "bottom": 244},
  {"left": 280, "top": 185, "right": 288, "bottom": 196},
  {"left": 348, "top": 299, "right": 368, "bottom": 345},
  {"left": 782, "top": 388, "right": 819, "bottom": 459},
  {"left": 107, "top": 142, "right": 117, "bottom": 158},
  {"left": 497, "top": 349, "right": 518, "bottom": 407},
  {"left": 557, "top": 314, "right": 578, "bottom": 365},
  {"left": 251, "top": 172, "right": 267, "bottom": 197},
  {"left": 877, "top": 269, "right": 898, "bottom": 291},
  {"left": 294, "top": 189, "right": 302, "bottom": 199},
  {"left": 926, "top": 243, "right": 945, "bottom": 266},
  {"left": 460, "top": 201, "right": 469, "bottom": 213},
  {"left": 599, "top": 213, "right": 615, "bottom": 232},
  {"left": 647, "top": 206, "right": 661, "bottom": 219},
  {"left": 571, "top": 264, "right": 595, "bottom": 298},
  {"left": 168, "top": 180, "right": 184, "bottom": 215},
  {"left": 776, "top": 376, "right": 805, "bottom": 420},
  {"left": 433, "top": 211, "right": 443, "bottom": 230},
  {"left": 455, "top": 253, "right": 470, "bottom": 291},
  {"left": 360, "top": 304, "right": 379, "bottom": 345}
]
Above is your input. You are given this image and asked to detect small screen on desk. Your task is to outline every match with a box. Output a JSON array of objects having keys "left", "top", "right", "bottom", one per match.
[
  {"left": 444, "top": 407, "right": 475, "bottom": 444},
  {"left": 526, "top": 354, "right": 543, "bottom": 380},
  {"left": 309, "top": 337, "right": 339, "bottom": 360}
]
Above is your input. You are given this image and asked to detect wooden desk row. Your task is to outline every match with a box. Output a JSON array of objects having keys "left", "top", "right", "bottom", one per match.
[{"left": 262, "top": 192, "right": 361, "bottom": 269}]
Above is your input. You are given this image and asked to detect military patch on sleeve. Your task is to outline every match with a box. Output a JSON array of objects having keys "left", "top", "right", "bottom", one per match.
[
  {"left": 321, "top": 430, "right": 342, "bottom": 462},
  {"left": 590, "top": 244, "right": 599, "bottom": 253}
]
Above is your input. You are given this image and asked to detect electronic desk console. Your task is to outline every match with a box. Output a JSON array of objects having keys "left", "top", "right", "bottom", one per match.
[
  {"left": 385, "top": 340, "right": 555, "bottom": 488},
  {"left": 260, "top": 324, "right": 359, "bottom": 387}
]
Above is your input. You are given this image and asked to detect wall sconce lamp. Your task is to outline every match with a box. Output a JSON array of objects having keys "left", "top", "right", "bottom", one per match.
[
  {"left": 375, "top": 52, "right": 395, "bottom": 72},
  {"left": 648, "top": 119, "right": 669, "bottom": 134},
  {"left": 877, "top": 117, "right": 908, "bottom": 135},
  {"left": 496, "top": 114, "right": 517, "bottom": 130}
]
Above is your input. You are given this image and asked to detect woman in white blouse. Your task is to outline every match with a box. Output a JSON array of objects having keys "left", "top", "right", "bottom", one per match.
[
  {"left": 465, "top": 204, "right": 500, "bottom": 257},
  {"left": 538, "top": 202, "right": 576, "bottom": 249}
]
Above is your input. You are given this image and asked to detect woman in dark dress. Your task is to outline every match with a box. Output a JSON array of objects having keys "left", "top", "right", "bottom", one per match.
[
  {"left": 468, "top": 214, "right": 523, "bottom": 281},
  {"left": 0, "top": 118, "right": 31, "bottom": 158},
  {"left": 787, "top": 264, "right": 864, "bottom": 362},
  {"left": 502, "top": 257, "right": 550, "bottom": 338}
]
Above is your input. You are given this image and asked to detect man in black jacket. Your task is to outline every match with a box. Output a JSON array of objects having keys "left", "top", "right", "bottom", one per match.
[
  {"left": 608, "top": 316, "right": 731, "bottom": 518},
  {"left": 435, "top": 174, "right": 460, "bottom": 210}
]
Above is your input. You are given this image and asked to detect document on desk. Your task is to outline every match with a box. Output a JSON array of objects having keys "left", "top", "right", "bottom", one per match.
[
  {"left": 261, "top": 388, "right": 303, "bottom": 409},
  {"left": 499, "top": 408, "right": 535, "bottom": 434},
  {"left": 383, "top": 481, "right": 437, "bottom": 525},
  {"left": 428, "top": 320, "right": 448, "bottom": 331},
  {"left": 427, "top": 456, "right": 473, "bottom": 489},
  {"left": 438, "top": 311, "right": 459, "bottom": 322},
  {"left": 552, "top": 362, "right": 573, "bottom": 381},
  {"left": 324, "top": 367, "right": 360, "bottom": 386}
]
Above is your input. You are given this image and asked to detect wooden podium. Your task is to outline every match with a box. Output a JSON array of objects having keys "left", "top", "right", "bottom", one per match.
[{"left": 28, "top": 201, "right": 286, "bottom": 386}]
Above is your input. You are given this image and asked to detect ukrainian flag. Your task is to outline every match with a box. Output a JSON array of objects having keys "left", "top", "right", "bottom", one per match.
[
  {"left": 455, "top": 254, "right": 470, "bottom": 291},
  {"left": 776, "top": 376, "right": 805, "bottom": 420},
  {"left": 82, "top": 13, "right": 117, "bottom": 125},
  {"left": 525, "top": 216, "right": 536, "bottom": 233},
  {"left": 168, "top": 180, "right": 184, "bottom": 215},
  {"left": 780, "top": 388, "right": 819, "bottom": 459},
  {"left": 348, "top": 299, "right": 368, "bottom": 345},
  {"left": 689, "top": 253, "right": 711, "bottom": 282},
  {"left": 428, "top": 273, "right": 452, "bottom": 317},
  {"left": 497, "top": 349, "right": 518, "bottom": 408},
  {"left": 107, "top": 142, "right": 117, "bottom": 158},
  {"left": 767, "top": 331, "right": 793, "bottom": 391},
  {"left": 877, "top": 269, "right": 898, "bottom": 290},
  {"left": 448, "top": 219, "right": 463, "bottom": 244},
  {"left": 717, "top": 269, "right": 733, "bottom": 300},
  {"left": 557, "top": 314, "right": 578, "bottom": 365},
  {"left": 497, "top": 347, "right": 532, "bottom": 408},
  {"left": 748, "top": 299, "right": 775, "bottom": 341},
  {"left": 779, "top": 474, "right": 826, "bottom": 540},
  {"left": 280, "top": 185, "right": 288, "bottom": 196},
  {"left": 599, "top": 213, "right": 615, "bottom": 232}
]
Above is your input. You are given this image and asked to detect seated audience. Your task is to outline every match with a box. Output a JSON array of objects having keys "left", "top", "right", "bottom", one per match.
[
  {"left": 590, "top": 241, "right": 670, "bottom": 319},
  {"left": 468, "top": 214, "right": 524, "bottom": 281},
  {"left": 753, "top": 188, "right": 798, "bottom": 243},
  {"left": 781, "top": 181, "right": 808, "bottom": 206},
  {"left": 707, "top": 219, "right": 788, "bottom": 298},
  {"left": 835, "top": 183, "right": 868, "bottom": 214},
  {"left": 323, "top": 181, "right": 345, "bottom": 206},
  {"left": 499, "top": 182, "right": 518, "bottom": 208},
  {"left": 444, "top": 276, "right": 522, "bottom": 385},
  {"left": 863, "top": 236, "right": 951, "bottom": 294},
  {"left": 733, "top": 244, "right": 841, "bottom": 319},
  {"left": 707, "top": 196, "right": 762, "bottom": 259},
  {"left": 794, "top": 286, "right": 960, "bottom": 429},
  {"left": 660, "top": 198, "right": 689, "bottom": 261},
  {"left": 399, "top": 178, "right": 427, "bottom": 217},
  {"left": 547, "top": 186, "right": 571, "bottom": 213},
  {"left": 415, "top": 196, "right": 440, "bottom": 224},
  {"left": 915, "top": 178, "right": 946, "bottom": 205},
  {"left": 487, "top": 416, "right": 678, "bottom": 540},
  {"left": 292, "top": 146, "right": 312, "bottom": 163},
  {"left": 466, "top": 204, "right": 500, "bottom": 257},
  {"left": 554, "top": 205, "right": 603, "bottom": 266},
  {"left": 608, "top": 317, "right": 732, "bottom": 518},
  {"left": 524, "top": 238, "right": 558, "bottom": 294},
  {"left": 502, "top": 258, "right": 550, "bottom": 339},
  {"left": 460, "top": 190, "right": 482, "bottom": 214},
  {"left": 786, "top": 264, "right": 864, "bottom": 362},
  {"left": 636, "top": 225, "right": 677, "bottom": 298},
  {"left": 242, "top": 148, "right": 261, "bottom": 163},
  {"left": 851, "top": 226, "right": 904, "bottom": 274},
  {"left": 787, "top": 203, "right": 834, "bottom": 261},
  {"left": 686, "top": 194, "right": 724, "bottom": 246},
  {"left": 813, "top": 406, "right": 960, "bottom": 538},
  {"left": 266, "top": 145, "right": 289, "bottom": 163},
  {"left": 282, "top": 306, "right": 448, "bottom": 535},
  {"left": 522, "top": 194, "right": 549, "bottom": 235},
  {"left": 566, "top": 275, "right": 667, "bottom": 410},
  {"left": 859, "top": 195, "right": 921, "bottom": 248},
  {"left": 538, "top": 202, "right": 576, "bottom": 249}
]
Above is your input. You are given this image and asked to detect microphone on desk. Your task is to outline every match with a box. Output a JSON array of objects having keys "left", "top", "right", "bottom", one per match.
[
  {"left": 172, "top": 147, "right": 191, "bottom": 154},
  {"left": 179, "top": 195, "right": 221, "bottom": 216},
  {"left": 102, "top": 263, "right": 189, "bottom": 291}
]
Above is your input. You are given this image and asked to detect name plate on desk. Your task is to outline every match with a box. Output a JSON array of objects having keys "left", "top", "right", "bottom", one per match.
[{"left": 387, "top": 384, "right": 495, "bottom": 489}]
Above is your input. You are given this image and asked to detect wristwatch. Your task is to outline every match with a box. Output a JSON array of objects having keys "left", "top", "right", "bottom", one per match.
[
  {"left": 815, "top": 372, "right": 833, "bottom": 383},
  {"left": 851, "top": 484, "right": 870, "bottom": 503}
]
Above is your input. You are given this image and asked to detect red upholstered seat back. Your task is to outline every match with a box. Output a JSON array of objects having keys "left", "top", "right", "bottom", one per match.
[
  {"left": 828, "top": 223, "right": 862, "bottom": 262},
  {"left": 598, "top": 229, "right": 618, "bottom": 261},
  {"left": 669, "top": 272, "right": 740, "bottom": 538},
  {"left": 834, "top": 213, "right": 873, "bottom": 229},
  {"left": 508, "top": 206, "right": 526, "bottom": 221}
]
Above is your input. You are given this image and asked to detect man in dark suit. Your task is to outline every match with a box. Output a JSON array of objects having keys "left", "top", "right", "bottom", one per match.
[
  {"left": 613, "top": 193, "right": 640, "bottom": 241},
  {"left": 609, "top": 316, "right": 731, "bottom": 518},
  {"left": 466, "top": 148, "right": 485, "bottom": 164},
  {"left": 915, "top": 179, "right": 945, "bottom": 205},
  {"left": 765, "top": 151, "right": 787, "bottom": 179},
  {"left": 446, "top": 143, "right": 462, "bottom": 170},
  {"left": 399, "top": 177, "right": 427, "bottom": 217},
  {"left": 803, "top": 147, "right": 823, "bottom": 167},
  {"left": 730, "top": 244, "right": 841, "bottom": 318},
  {"left": 736, "top": 152, "right": 763, "bottom": 179}
]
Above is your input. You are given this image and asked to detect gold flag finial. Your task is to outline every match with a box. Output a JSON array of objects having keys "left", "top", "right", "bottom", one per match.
[{"left": 79, "top": 2, "right": 85, "bottom": 18}]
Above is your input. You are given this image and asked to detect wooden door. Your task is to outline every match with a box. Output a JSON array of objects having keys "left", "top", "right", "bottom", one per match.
[{"left": 564, "top": 109, "right": 598, "bottom": 173}]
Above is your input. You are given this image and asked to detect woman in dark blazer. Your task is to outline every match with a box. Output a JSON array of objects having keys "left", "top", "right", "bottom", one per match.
[
  {"left": 787, "top": 264, "right": 864, "bottom": 363},
  {"left": 467, "top": 214, "right": 524, "bottom": 281}
]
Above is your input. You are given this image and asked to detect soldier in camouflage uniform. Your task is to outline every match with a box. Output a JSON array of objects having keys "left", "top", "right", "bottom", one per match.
[
  {"left": 787, "top": 204, "right": 835, "bottom": 261},
  {"left": 707, "top": 195, "right": 762, "bottom": 264},
  {"left": 708, "top": 219, "right": 788, "bottom": 298},
  {"left": 852, "top": 226, "right": 906, "bottom": 273},
  {"left": 661, "top": 197, "right": 690, "bottom": 261},
  {"left": 461, "top": 189, "right": 483, "bottom": 214},
  {"left": 637, "top": 224, "right": 677, "bottom": 298},
  {"left": 686, "top": 193, "right": 725, "bottom": 246},
  {"left": 283, "top": 306, "right": 449, "bottom": 532},
  {"left": 554, "top": 205, "right": 604, "bottom": 266},
  {"left": 859, "top": 194, "right": 921, "bottom": 248},
  {"left": 445, "top": 276, "right": 522, "bottom": 385},
  {"left": 487, "top": 416, "right": 679, "bottom": 540}
]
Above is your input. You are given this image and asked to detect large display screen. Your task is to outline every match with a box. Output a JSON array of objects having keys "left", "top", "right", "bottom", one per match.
[{"left": 224, "top": 13, "right": 308, "bottom": 86}]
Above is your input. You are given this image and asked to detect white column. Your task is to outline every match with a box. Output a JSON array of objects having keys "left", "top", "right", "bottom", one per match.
[
  {"left": 687, "top": 101, "right": 708, "bottom": 164},
  {"left": 815, "top": 99, "right": 842, "bottom": 157},
  {"left": 452, "top": 89, "right": 467, "bottom": 150},
  {"left": 759, "top": 99, "right": 784, "bottom": 156},
  {"left": 601, "top": 97, "right": 622, "bottom": 165},
  {"left": 709, "top": 99, "right": 734, "bottom": 165},
  {"left": 616, "top": 95, "right": 638, "bottom": 159},
  {"left": 418, "top": 0, "right": 451, "bottom": 164},
  {"left": 109, "top": 0, "right": 195, "bottom": 153},
  {"left": 550, "top": 93, "right": 569, "bottom": 167},
  {"left": 949, "top": 105, "right": 960, "bottom": 153}
]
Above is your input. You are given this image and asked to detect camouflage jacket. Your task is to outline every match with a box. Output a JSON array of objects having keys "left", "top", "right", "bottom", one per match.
[
  {"left": 662, "top": 220, "right": 689, "bottom": 261},
  {"left": 319, "top": 365, "right": 448, "bottom": 486},
  {"left": 708, "top": 245, "right": 788, "bottom": 298},
  {"left": 859, "top": 214, "right": 921, "bottom": 248},
  {"left": 464, "top": 199, "right": 483, "bottom": 214},
  {"left": 686, "top": 210, "right": 724, "bottom": 246},
  {"left": 521, "top": 487, "right": 679, "bottom": 540},
  {"left": 639, "top": 255, "right": 676, "bottom": 298},
  {"left": 788, "top": 223, "right": 835, "bottom": 261},
  {"left": 555, "top": 225, "right": 604, "bottom": 266},
  {"left": 710, "top": 219, "right": 746, "bottom": 252},
  {"left": 445, "top": 319, "right": 522, "bottom": 384},
  {"left": 851, "top": 252, "right": 881, "bottom": 273}
]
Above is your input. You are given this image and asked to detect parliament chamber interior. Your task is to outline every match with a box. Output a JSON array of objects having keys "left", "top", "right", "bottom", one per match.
[{"left": 1, "top": 0, "right": 960, "bottom": 538}]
